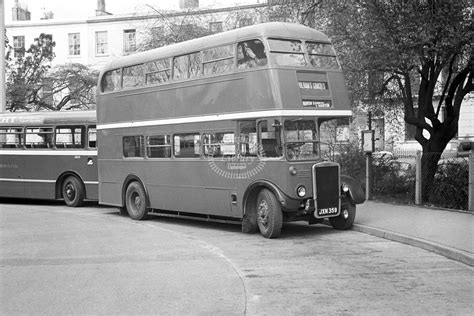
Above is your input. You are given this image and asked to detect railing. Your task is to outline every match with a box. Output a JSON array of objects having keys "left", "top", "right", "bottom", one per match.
[{"left": 333, "top": 144, "right": 473, "bottom": 211}]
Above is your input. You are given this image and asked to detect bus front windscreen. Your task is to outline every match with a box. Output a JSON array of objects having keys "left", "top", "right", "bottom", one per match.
[{"left": 284, "top": 119, "right": 319, "bottom": 161}]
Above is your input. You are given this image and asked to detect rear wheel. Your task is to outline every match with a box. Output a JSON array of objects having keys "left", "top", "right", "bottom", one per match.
[
  {"left": 62, "top": 176, "right": 85, "bottom": 207},
  {"left": 256, "top": 188, "right": 282, "bottom": 238},
  {"left": 329, "top": 203, "right": 356, "bottom": 230},
  {"left": 125, "top": 182, "right": 149, "bottom": 220}
]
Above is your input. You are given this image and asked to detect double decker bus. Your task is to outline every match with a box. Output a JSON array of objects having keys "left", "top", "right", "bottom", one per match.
[
  {"left": 97, "top": 22, "right": 365, "bottom": 238},
  {"left": 0, "top": 110, "right": 98, "bottom": 206}
]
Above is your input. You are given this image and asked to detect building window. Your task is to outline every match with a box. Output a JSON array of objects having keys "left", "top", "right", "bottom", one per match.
[
  {"left": 179, "top": 0, "right": 199, "bottom": 9},
  {"left": 68, "top": 33, "right": 80, "bottom": 56},
  {"left": 150, "top": 26, "right": 164, "bottom": 48},
  {"left": 209, "top": 22, "right": 222, "bottom": 33},
  {"left": 96, "top": 31, "right": 108, "bottom": 55},
  {"left": 123, "top": 29, "right": 136, "bottom": 54},
  {"left": 239, "top": 18, "right": 253, "bottom": 28},
  {"left": 13, "top": 36, "right": 25, "bottom": 58}
]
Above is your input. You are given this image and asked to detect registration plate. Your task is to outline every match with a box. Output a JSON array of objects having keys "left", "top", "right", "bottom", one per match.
[{"left": 317, "top": 207, "right": 339, "bottom": 217}]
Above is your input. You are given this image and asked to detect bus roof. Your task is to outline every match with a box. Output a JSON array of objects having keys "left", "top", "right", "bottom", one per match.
[
  {"left": 0, "top": 110, "right": 96, "bottom": 126},
  {"left": 101, "top": 22, "right": 331, "bottom": 71}
]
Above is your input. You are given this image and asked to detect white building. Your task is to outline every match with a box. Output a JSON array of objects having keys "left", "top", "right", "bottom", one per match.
[
  {"left": 5, "top": 0, "right": 270, "bottom": 70},
  {"left": 5, "top": 0, "right": 473, "bottom": 147}
]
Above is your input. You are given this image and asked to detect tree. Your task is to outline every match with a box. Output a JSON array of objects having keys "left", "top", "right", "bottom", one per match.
[
  {"left": 6, "top": 33, "right": 55, "bottom": 111},
  {"left": 294, "top": 0, "right": 473, "bottom": 201},
  {"left": 138, "top": 7, "right": 213, "bottom": 50},
  {"left": 41, "top": 63, "right": 98, "bottom": 111},
  {"left": 6, "top": 34, "right": 98, "bottom": 111}
]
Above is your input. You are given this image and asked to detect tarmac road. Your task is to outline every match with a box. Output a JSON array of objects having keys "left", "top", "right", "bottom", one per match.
[{"left": 1, "top": 201, "right": 473, "bottom": 315}]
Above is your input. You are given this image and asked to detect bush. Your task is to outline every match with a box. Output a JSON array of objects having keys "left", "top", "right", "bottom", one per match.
[{"left": 429, "top": 160, "right": 469, "bottom": 210}]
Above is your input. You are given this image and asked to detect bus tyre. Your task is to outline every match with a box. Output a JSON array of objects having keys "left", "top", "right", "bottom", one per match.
[
  {"left": 329, "top": 203, "right": 356, "bottom": 230},
  {"left": 62, "top": 176, "right": 85, "bottom": 207},
  {"left": 256, "top": 188, "right": 282, "bottom": 238},
  {"left": 125, "top": 182, "right": 149, "bottom": 220}
]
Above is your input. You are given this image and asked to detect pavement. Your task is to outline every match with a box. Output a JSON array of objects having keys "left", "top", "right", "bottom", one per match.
[{"left": 352, "top": 201, "right": 473, "bottom": 266}]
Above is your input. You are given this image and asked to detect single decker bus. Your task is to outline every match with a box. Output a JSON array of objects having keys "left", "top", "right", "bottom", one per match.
[
  {"left": 0, "top": 110, "right": 98, "bottom": 206},
  {"left": 97, "top": 22, "right": 365, "bottom": 238}
]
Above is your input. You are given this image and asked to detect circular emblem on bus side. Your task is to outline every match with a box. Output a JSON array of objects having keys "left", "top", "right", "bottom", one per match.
[{"left": 208, "top": 144, "right": 266, "bottom": 179}]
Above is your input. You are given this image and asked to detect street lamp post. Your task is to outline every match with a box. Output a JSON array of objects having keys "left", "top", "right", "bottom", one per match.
[{"left": 0, "top": 0, "right": 6, "bottom": 112}]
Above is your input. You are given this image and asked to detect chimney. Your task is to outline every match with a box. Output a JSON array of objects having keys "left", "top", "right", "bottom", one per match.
[
  {"left": 12, "top": 0, "right": 31, "bottom": 21},
  {"left": 96, "top": 0, "right": 111, "bottom": 16}
]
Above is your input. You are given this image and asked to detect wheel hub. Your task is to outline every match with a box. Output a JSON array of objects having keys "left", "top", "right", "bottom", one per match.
[
  {"left": 65, "top": 184, "right": 75, "bottom": 199},
  {"left": 258, "top": 200, "right": 269, "bottom": 226}
]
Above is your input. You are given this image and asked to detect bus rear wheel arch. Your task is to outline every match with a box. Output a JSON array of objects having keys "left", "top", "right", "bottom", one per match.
[
  {"left": 124, "top": 181, "right": 150, "bottom": 220},
  {"left": 61, "top": 175, "right": 85, "bottom": 207}
]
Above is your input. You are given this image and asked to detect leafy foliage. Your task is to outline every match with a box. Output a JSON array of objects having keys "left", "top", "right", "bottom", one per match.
[
  {"left": 428, "top": 158, "right": 469, "bottom": 210},
  {"left": 5, "top": 34, "right": 98, "bottom": 111},
  {"left": 299, "top": 0, "right": 473, "bottom": 201}
]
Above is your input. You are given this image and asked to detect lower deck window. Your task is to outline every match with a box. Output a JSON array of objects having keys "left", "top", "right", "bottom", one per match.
[
  {"left": 174, "top": 133, "right": 201, "bottom": 158},
  {"left": 25, "top": 127, "right": 54, "bottom": 148},
  {"left": 123, "top": 136, "right": 144, "bottom": 158},
  {"left": 55, "top": 127, "right": 84, "bottom": 148},
  {"left": 203, "top": 132, "right": 235, "bottom": 157},
  {"left": 147, "top": 135, "right": 171, "bottom": 158},
  {"left": 0, "top": 128, "right": 22, "bottom": 148}
]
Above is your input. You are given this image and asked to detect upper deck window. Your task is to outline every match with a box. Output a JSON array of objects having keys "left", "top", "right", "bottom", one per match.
[
  {"left": 306, "top": 42, "right": 339, "bottom": 69},
  {"left": 173, "top": 52, "right": 202, "bottom": 80},
  {"left": 123, "top": 64, "right": 144, "bottom": 89},
  {"left": 268, "top": 39, "right": 306, "bottom": 66},
  {"left": 146, "top": 58, "right": 171, "bottom": 84},
  {"left": 237, "top": 40, "right": 267, "bottom": 69},
  {"left": 101, "top": 69, "right": 121, "bottom": 92},
  {"left": 203, "top": 44, "right": 234, "bottom": 75}
]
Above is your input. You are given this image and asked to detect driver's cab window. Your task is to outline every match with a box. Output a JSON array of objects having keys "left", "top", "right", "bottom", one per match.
[{"left": 258, "top": 119, "right": 282, "bottom": 158}]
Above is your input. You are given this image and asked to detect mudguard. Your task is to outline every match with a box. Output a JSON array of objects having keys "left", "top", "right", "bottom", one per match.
[{"left": 340, "top": 174, "right": 365, "bottom": 204}]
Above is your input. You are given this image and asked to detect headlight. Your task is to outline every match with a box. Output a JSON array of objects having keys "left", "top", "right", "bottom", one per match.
[
  {"left": 342, "top": 183, "right": 349, "bottom": 193},
  {"left": 296, "top": 185, "right": 306, "bottom": 198},
  {"left": 289, "top": 165, "right": 297, "bottom": 175}
]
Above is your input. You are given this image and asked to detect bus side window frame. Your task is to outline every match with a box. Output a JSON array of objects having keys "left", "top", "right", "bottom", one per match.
[
  {"left": 101, "top": 68, "right": 122, "bottom": 93},
  {"left": 55, "top": 125, "right": 85, "bottom": 149},
  {"left": 173, "top": 133, "right": 201, "bottom": 158},
  {"left": 146, "top": 134, "right": 171, "bottom": 159},
  {"left": 123, "top": 135, "right": 145, "bottom": 158},
  {"left": 25, "top": 126, "right": 54, "bottom": 149},
  {"left": 0, "top": 127, "right": 23, "bottom": 149},
  {"left": 257, "top": 119, "right": 282, "bottom": 158},
  {"left": 237, "top": 39, "right": 268, "bottom": 69},
  {"left": 88, "top": 126, "right": 97, "bottom": 149}
]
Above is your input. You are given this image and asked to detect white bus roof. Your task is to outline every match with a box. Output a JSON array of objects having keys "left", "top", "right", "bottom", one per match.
[
  {"left": 0, "top": 110, "right": 96, "bottom": 126},
  {"left": 101, "top": 22, "right": 331, "bottom": 72}
]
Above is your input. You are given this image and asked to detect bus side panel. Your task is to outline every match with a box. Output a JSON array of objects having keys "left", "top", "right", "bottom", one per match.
[
  {"left": 0, "top": 153, "right": 26, "bottom": 198},
  {"left": 97, "top": 71, "right": 276, "bottom": 126},
  {"left": 25, "top": 152, "right": 98, "bottom": 200}
]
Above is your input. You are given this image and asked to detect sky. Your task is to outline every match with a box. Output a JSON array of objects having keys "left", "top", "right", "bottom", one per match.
[
  {"left": 4, "top": 0, "right": 176, "bottom": 22},
  {"left": 4, "top": 0, "right": 261, "bottom": 23}
]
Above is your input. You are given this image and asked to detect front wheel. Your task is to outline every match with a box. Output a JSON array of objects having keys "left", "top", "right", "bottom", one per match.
[
  {"left": 62, "top": 176, "right": 85, "bottom": 207},
  {"left": 329, "top": 203, "right": 356, "bottom": 230},
  {"left": 125, "top": 182, "right": 149, "bottom": 220},
  {"left": 256, "top": 189, "right": 282, "bottom": 238}
]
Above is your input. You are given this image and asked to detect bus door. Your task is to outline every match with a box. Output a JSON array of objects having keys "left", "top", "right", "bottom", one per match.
[{"left": 201, "top": 130, "right": 240, "bottom": 217}]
